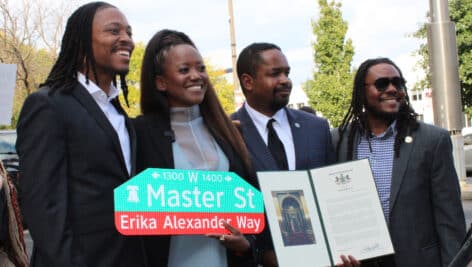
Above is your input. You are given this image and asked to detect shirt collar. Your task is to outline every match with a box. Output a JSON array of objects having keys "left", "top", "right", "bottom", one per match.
[
  {"left": 386, "top": 120, "right": 397, "bottom": 136},
  {"left": 245, "top": 102, "right": 287, "bottom": 127},
  {"left": 369, "top": 120, "right": 397, "bottom": 139},
  {"left": 77, "top": 72, "right": 120, "bottom": 101}
]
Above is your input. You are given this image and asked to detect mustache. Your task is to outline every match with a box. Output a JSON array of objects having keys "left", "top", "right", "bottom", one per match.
[
  {"left": 380, "top": 91, "right": 406, "bottom": 101},
  {"left": 380, "top": 96, "right": 405, "bottom": 102},
  {"left": 273, "top": 84, "right": 292, "bottom": 93}
]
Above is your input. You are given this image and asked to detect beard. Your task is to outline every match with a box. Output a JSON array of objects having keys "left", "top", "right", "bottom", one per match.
[
  {"left": 365, "top": 102, "right": 400, "bottom": 123},
  {"left": 107, "top": 65, "right": 129, "bottom": 77},
  {"left": 269, "top": 86, "right": 291, "bottom": 113},
  {"left": 270, "top": 97, "right": 289, "bottom": 113},
  {"left": 94, "top": 58, "right": 130, "bottom": 76},
  {"left": 115, "top": 69, "right": 130, "bottom": 76},
  {"left": 83, "top": 62, "right": 130, "bottom": 80}
]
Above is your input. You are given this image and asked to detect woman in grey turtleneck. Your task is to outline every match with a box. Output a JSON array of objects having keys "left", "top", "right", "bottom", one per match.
[{"left": 134, "top": 29, "right": 258, "bottom": 267}]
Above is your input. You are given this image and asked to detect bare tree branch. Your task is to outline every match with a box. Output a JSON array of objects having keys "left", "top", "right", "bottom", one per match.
[{"left": 0, "top": 0, "right": 72, "bottom": 94}]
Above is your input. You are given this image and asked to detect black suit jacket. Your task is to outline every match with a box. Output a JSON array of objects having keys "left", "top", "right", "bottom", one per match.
[
  {"left": 16, "top": 84, "right": 147, "bottom": 267},
  {"left": 133, "top": 112, "right": 258, "bottom": 267},
  {"left": 333, "top": 122, "right": 466, "bottom": 267}
]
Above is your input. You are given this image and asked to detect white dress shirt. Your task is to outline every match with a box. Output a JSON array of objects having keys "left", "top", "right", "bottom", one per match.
[
  {"left": 77, "top": 72, "right": 131, "bottom": 175},
  {"left": 244, "top": 102, "right": 295, "bottom": 170}
]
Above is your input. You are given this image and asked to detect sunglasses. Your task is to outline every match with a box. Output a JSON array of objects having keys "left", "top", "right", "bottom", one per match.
[{"left": 365, "top": 77, "right": 406, "bottom": 92}]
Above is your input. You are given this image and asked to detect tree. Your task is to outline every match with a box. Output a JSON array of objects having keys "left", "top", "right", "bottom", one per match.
[
  {"left": 303, "top": 0, "right": 354, "bottom": 127},
  {"left": 0, "top": 0, "right": 71, "bottom": 127},
  {"left": 119, "top": 42, "right": 144, "bottom": 118},
  {"left": 205, "top": 61, "right": 235, "bottom": 114},
  {"left": 413, "top": 0, "right": 472, "bottom": 117}
]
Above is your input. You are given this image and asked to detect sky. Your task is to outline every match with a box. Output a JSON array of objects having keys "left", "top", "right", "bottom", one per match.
[{"left": 70, "top": 0, "right": 430, "bottom": 88}]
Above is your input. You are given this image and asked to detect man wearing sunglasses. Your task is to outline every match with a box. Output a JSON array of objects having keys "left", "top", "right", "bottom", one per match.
[{"left": 332, "top": 57, "right": 465, "bottom": 267}]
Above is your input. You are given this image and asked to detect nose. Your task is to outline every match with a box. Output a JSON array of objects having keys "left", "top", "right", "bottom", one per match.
[
  {"left": 279, "top": 73, "right": 291, "bottom": 86},
  {"left": 120, "top": 30, "right": 134, "bottom": 47},
  {"left": 189, "top": 68, "right": 202, "bottom": 81},
  {"left": 383, "top": 81, "right": 401, "bottom": 93}
]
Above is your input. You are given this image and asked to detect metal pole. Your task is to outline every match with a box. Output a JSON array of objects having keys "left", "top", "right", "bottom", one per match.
[
  {"left": 427, "top": 0, "right": 466, "bottom": 181},
  {"left": 228, "top": 0, "right": 244, "bottom": 108}
]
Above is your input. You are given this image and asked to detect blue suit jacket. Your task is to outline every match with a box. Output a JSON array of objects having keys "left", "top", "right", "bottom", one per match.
[
  {"left": 231, "top": 105, "right": 335, "bottom": 255},
  {"left": 231, "top": 105, "right": 335, "bottom": 172}
]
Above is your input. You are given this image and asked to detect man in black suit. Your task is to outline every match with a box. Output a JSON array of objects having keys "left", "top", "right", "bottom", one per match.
[
  {"left": 231, "top": 43, "right": 357, "bottom": 267},
  {"left": 16, "top": 2, "right": 146, "bottom": 266}
]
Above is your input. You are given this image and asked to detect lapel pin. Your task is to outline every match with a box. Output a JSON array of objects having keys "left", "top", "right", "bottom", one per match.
[
  {"left": 294, "top": 123, "right": 300, "bottom": 128},
  {"left": 405, "top": 136, "right": 413, "bottom": 143}
]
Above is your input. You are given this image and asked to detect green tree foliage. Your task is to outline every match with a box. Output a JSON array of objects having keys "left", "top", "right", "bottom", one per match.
[
  {"left": 205, "top": 62, "right": 235, "bottom": 114},
  {"left": 119, "top": 42, "right": 144, "bottom": 118},
  {"left": 413, "top": 0, "right": 472, "bottom": 116},
  {"left": 303, "top": 0, "right": 354, "bottom": 127}
]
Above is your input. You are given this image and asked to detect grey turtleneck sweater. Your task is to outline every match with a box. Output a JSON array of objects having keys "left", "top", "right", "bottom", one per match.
[{"left": 167, "top": 105, "right": 229, "bottom": 267}]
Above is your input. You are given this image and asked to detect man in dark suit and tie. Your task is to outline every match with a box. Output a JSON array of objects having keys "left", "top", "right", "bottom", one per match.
[
  {"left": 16, "top": 2, "right": 147, "bottom": 266},
  {"left": 231, "top": 43, "right": 357, "bottom": 267},
  {"left": 333, "top": 57, "right": 466, "bottom": 267}
]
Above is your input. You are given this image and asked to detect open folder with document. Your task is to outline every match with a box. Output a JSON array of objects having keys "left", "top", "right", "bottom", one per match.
[{"left": 257, "top": 158, "right": 394, "bottom": 267}]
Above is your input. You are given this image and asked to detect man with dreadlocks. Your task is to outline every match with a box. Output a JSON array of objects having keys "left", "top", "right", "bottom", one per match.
[
  {"left": 333, "top": 57, "right": 465, "bottom": 267},
  {"left": 15, "top": 2, "right": 147, "bottom": 266}
]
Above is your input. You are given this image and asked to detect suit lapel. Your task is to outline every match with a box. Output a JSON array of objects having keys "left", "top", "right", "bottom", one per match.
[
  {"left": 336, "top": 125, "right": 359, "bottom": 162},
  {"left": 340, "top": 124, "right": 413, "bottom": 219},
  {"left": 111, "top": 98, "right": 137, "bottom": 176},
  {"left": 237, "top": 107, "right": 278, "bottom": 170},
  {"left": 286, "top": 109, "right": 305, "bottom": 169},
  {"left": 71, "top": 84, "right": 129, "bottom": 177},
  {"left": 125, "top": 117, "right": 137, "bottom": 176},
  {"left": 389, "top": 131, "right": 415, "bottom": 213}
]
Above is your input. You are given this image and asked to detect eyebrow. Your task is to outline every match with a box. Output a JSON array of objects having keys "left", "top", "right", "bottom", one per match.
[
  {"left": 270, "top": 67, "right": 290, "bottom": 71},
  {"left": 105, "top": 22, "right": 132, "bottom": 30}
]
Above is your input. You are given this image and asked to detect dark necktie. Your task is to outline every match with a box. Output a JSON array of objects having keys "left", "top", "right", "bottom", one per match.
[{"left": 267, "top": 119, "right": 288, "bottom": 170}]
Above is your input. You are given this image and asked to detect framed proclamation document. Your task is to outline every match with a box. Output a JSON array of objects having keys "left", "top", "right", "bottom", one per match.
[{"left": 257, "top": 159, "right": 394, "bottom": 267}]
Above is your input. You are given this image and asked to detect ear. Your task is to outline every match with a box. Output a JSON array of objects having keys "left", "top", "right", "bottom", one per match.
[
  {"left": 240, "top": 73, "right": 254, "bottom": 92},
  {"left": 155, "top": 76, "right": 167, "bottom": 92}
]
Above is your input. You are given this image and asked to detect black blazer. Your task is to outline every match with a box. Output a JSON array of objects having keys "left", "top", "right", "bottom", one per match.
[
  {"left": 333, "top": 122, "right": 466, "bottom": 267},
  {"left": 133, "top": 112, "right": 258, "bottom": 267},
  {"left": 16, "top": 84, "right": 147, "bottom": 267}
]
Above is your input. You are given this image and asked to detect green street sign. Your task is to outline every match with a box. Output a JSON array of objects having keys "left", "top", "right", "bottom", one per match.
[{"left": 114, "top": 168, "right": 265, "bottom": 235}]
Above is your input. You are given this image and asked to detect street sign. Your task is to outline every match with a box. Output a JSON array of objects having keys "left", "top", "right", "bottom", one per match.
[
  {"left": 114, "top": 168, "right": 265, "bottom": 235},
  {"left": 0, "top": 64, "right": 17, "bottom": 125}
]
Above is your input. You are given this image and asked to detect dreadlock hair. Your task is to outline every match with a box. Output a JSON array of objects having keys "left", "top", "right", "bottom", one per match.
[
  {"left": 337, "top": 57, "right": 419, "bottom": 160},
  {"left": 236, "top": 42, "right": 281, "bottom": 95},
  {"left": 42, "top": 1, "right": 129, "bottom": 100},
  {"left": 140, "top": 29, "right": 252, "bottom": 172}
]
